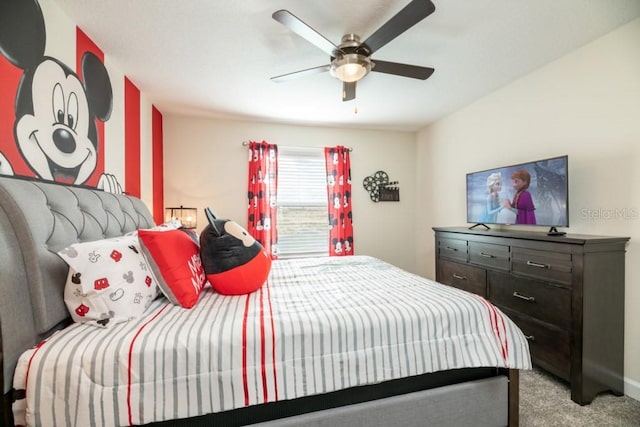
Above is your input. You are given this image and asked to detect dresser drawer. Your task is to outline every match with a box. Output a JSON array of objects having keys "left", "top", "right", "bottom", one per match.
[
  {"left": 488, "top": 271, "right": 570, "bottom": 329},
  {"left": 438, "top": 238, "right": 468, "bottom": 263},
  {"left": 511, "top": 247, "right": 572, "bottom": 285},
  {"left": 469, "top": 242, "right": 510, "bottom": 271},
  {"left": 437, "top": 259, "right": 486, "bottom": 297},
  {"left": 503, "top": 309, "right": 570, "bottom": 380}
]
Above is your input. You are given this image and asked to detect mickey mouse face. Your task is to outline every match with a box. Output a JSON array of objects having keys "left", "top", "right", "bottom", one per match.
[
  {"left": 223, "top": 221, "right": 256, "bottom": 247},
  {"left": 15, "top": 59, "right": 97, "bottom": 184},
  {"left": 0, "top": 0, "right": 114, "bottom": 187}
]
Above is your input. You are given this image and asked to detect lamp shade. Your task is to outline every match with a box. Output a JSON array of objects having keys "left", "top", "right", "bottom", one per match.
[{"left": 165, "top": 206, "right": 197, "bottom": 229}]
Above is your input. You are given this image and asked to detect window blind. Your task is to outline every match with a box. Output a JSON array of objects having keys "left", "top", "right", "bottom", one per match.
[{"left": 277, "top": 147, "right": 329, "bottom": 258}]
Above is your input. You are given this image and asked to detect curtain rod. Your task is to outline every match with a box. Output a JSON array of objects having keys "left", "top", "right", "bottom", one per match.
[{"left": 242, "top": 141, "right": 353, "bottom": 152}]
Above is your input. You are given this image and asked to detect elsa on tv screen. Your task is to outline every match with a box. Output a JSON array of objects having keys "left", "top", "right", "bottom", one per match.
[{"left": 466, "top": 155, "right": 568, "bottom": 227}]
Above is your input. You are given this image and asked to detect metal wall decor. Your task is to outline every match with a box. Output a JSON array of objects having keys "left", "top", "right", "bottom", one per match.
[{"left": 362, "top": 171, "right": 400, "bottom": 202}]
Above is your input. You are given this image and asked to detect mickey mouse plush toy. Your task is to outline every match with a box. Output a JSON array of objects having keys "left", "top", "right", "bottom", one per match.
[
  {"left": 199, "top": 208, "right": 271, "bottom": 295},
  {"left": 0, "top": 0, "right": 120, "bottom": 191}
]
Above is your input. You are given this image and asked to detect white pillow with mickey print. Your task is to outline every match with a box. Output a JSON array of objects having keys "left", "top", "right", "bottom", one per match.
[{"left": 59, "top": 235, "right": 160, "bottom": 328}]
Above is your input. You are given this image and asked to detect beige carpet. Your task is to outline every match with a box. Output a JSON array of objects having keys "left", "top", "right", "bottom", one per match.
[{"left": 520, "top": 368, "right": 640, "bottom": 426}]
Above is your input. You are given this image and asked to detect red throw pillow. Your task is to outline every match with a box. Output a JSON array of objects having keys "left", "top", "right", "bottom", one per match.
[{"left": 138, "top": 229, "right": 207, "bottom": 308}]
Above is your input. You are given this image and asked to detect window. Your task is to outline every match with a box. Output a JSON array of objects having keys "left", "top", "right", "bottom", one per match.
[{"left": 277, "top": 146, "right": 329, "bottom": 258}]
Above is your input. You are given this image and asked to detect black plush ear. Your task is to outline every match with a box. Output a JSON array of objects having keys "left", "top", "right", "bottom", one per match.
[
  {"left": 0, "top": 0, "right": 46, "bottom": 69},
  {"left": 81, "top": 51, "right": 113, "bottom": 121},
  {"left": 205, "top": 207, "right": 222, "bottom": 236}
]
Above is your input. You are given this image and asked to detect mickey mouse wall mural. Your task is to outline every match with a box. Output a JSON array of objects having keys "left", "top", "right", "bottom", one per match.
[{"left": 0, "top": 0, "right": 122, "bottom": 192}]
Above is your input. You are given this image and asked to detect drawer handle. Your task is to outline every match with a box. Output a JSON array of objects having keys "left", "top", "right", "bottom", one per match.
[
  {"left": 526, "top": 260, "right": 550, "bottom": 269},
  {"left": 479, "top": 252, "right": 496, "bottom": 258},
  {"left": 525, "top": 335, "right": 536, "bottom": 341},
  {"left": 445, "top": 246, "right": 458, "bottom": 252},
  {"left": 452, "top": 273, "right": 467, "bottom": 280},
  {"left": 513, "top": 292, "right": 536, "bottom": 302}
]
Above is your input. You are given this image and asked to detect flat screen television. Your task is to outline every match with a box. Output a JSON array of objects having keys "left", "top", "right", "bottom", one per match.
[{"left": 466, "top": 155, "right": 568, "bottom": 235}]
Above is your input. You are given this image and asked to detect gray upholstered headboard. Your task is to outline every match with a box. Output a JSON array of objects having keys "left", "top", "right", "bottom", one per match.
[{"left": 0, "top": 176, "right": 155, "bottom": 395}]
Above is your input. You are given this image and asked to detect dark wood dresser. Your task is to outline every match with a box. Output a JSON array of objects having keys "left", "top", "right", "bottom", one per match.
[{"left": 433, "top": 226, "right": 629, "bottom": 405}]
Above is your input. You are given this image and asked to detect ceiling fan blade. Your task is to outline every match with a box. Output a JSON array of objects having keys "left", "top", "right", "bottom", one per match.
[
  {"left": 360, "top": 0, "right": 435, "bottom": 55},
  {"left": 342, "top": 81, "right": 356, "bottom": 102},
  {"left": 271, "top": 64, "right": 331, "bottom": 83},
  {"left": 371, "top": 60, "right": 434, "bottom": 80},
  {"left": 273, "top": 10, "right": 343, "bottom": 57}
]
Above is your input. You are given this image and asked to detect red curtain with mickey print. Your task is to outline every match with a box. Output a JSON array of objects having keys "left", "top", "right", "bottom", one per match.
[
  {"left": 325, "top": 146, "right": 354, "bottom": 256},
  {"left": 247, "top": 141, "right": 278, "bottom": 259}
]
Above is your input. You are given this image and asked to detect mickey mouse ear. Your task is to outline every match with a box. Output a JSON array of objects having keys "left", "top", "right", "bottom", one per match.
[
  {"left": 82, "top": 52, "right": 113, "bottom": 121},
  {"left": 205, "top": 207, "right": 222, "bottom": 235},
  {"left": 0, "top": 0, "right": 46, "bottom": 69}
]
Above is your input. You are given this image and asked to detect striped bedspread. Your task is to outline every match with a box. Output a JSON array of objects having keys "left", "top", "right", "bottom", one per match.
[{"left": 13, "top": 255, "right": 531, "bottom": 426}]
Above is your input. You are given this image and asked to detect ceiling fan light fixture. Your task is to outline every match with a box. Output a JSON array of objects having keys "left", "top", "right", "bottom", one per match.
[{"left": 330, "top": 53, "right": 371, "bottom": 83}]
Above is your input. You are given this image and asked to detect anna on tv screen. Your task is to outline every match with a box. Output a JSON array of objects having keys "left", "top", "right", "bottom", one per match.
[{"left": 466, "top": 155, "right": 568, "bottom": 230}]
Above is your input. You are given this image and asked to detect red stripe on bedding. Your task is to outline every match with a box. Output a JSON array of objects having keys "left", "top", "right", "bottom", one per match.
[
  {"left": 127, "top": 304, "right": 170, "bottom": 426},
  {"left": 259, "top": 286, "right": 268, "bottom": 403},
  {"left": 266, "top": 281, "right": 278, "bottom": 401},
  {"left": 497, "top": 308, "right": 509, "bottom": 361},
  {"left": 478, "top": 297, "right": 509, "bottom": 363},
  {"left": 242, "top": 294, "right": 251, "bottom": 406},
  {"left": 24, "top": 340, "right": 47, "bottom": 394}
]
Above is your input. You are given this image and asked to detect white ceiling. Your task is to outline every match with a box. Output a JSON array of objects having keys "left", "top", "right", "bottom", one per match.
[{"left": 53, "top": 0, "right": 640, "bottom": 132}]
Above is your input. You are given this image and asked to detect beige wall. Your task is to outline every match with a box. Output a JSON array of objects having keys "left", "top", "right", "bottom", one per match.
[
  {"left": 163, "top": 118, "right": 418, "bottom": 273},
  {"left": 416, "top": 18, "right": 640, "bottom": 399}
]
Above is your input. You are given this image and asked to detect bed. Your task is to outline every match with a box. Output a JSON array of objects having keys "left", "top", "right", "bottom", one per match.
[{"left": 0, "top": 176, "right": 531, "bottom": 426}]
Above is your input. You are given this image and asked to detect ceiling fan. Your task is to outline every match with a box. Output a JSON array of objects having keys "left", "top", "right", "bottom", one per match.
[{"left": 271, "top": 0, "right": 436, "bottom": 102}]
